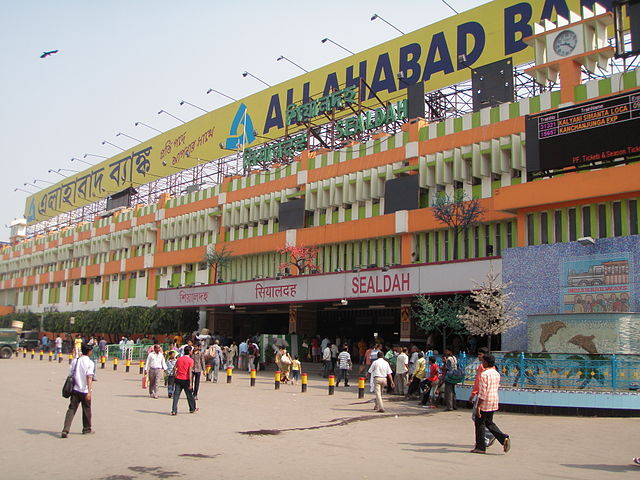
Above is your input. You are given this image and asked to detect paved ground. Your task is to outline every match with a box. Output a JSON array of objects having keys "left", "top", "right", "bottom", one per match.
[{"left": 1, "top": 355, "right": 639, "bottom": 479}]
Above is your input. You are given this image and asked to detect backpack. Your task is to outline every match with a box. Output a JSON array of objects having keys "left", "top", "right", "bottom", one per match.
[
  {"left": 248, "top": 344, "right": 256, "bottom": 356},
  {"left": 445, "top": 366, "right": 465, "bottom": 384}
]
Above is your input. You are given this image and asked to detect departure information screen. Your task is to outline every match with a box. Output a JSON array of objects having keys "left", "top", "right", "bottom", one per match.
[{"left": 525, "top": 89, "right": 640, "bottom": 173}]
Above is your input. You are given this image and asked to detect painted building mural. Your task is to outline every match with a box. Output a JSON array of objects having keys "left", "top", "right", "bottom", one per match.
[
  {"left": 563, "top": 255, "right": 630, "bottom": 313},
  {"left": 502, "top": 236, "right": 640, "bottom": 352}
]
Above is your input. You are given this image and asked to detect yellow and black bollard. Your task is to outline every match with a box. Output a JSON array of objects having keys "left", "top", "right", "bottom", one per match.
[
  {"left": 358, "top": 377, "right": 365, "bottom": 398},
  {"left": 328, "top": 375, "right": 335, "bottom": 395},
  {"left": 31, "top": 349, "right": 35, "bottom": 359},
  {"left": 139, "top": 360, "right": 145, "bottom": 374},
  {"left": 250, "top": 369, "right": 256, "bottom": 387},
  {"left": 48, "top": 351, "right": 53, "bottom": 362},
  {"left": 125, "top": 359, "right": 131, "bottom": 373},
  {"left": 58, "top": 352, "right": 63, "bottom": 363},
  {"left": 274, "top": 370, "right": 281, "bottom": 390},
  {"left": 113, "top": 357, "right": 118, "bottom": 371},
  {"left": 15, "top": 348, "right": 18, "bottom": 357},
  {"left": 226, "top": 367, "right": 233, "bottom": 383},
  {"left": 68, "top": 353, "right": 73, "bottom": 365},
  {"left": 39, "top": 350, "right": 44, "bottom": 361},
  {"left": 23, "top": 348, "right": 26, "bottom": 358},
  {"left": 301, "top": 373, "right": 308, "bottom": 393},
  {"left": 100, "top": 356, "right": 106, "bottom": 369}
]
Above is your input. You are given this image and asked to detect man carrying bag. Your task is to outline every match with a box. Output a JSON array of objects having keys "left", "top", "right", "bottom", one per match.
[{"left": 61, "top": 343, "right": 95, "bottom": 438}]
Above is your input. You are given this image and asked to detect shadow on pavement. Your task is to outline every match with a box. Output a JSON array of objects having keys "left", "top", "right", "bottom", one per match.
[
  {"left": 20, "top": 428, "right": 60, "bottom": 438},
  {"left": 135, "top": 409, "right": 173, "bottom": 416},
  {"left": 561, "top": 464, "right": 639, "bottom": 473}
]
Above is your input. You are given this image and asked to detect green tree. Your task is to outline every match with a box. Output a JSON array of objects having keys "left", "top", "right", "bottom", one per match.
[
  {"left": 412, "top": 294, "right": 469, "bottom": 351},
  {"left": 432, "top": 190, "right": 485, "bottom": 260}
]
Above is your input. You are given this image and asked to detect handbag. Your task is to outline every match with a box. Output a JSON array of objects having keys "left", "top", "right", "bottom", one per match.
[
  {"left": 281, "top": 354, "right": 292, "bottom": 365},
  {"left": 62, "top": 358, "right": 79, "bottom": 398}
]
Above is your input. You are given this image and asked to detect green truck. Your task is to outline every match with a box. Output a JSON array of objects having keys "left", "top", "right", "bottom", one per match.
[{"left": 0, "top": 329, "right": 19, "bottom": 358}]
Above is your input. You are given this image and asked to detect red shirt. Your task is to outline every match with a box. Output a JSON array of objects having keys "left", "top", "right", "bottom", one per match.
[
  {"left": 472, "top": 362, "right": 487, "bottom": 396},
  {"left": 175, "top": 355, "right": 194, "bottom": 380},
  {"left": 427, "top": 363, "right": 439, "bottom": 382}
]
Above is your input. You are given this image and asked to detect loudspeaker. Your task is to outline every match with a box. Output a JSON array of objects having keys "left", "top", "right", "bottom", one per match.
[
  {"left": 407, "top": 82, "right": 425, "bottom": 119},
  {"left": 472, "top": 58, "right": 514, "bottom": 111},
  {"left": 630, "top": 0, "right": 640, "bottom": 54}
]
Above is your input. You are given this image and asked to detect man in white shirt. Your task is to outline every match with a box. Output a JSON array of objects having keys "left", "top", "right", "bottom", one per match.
[
  {"left": 61, "top": 343, "right": 95, "bottom": 438},
  {"left": 322, "top": 344, "right": 332, "bottom": 378},
  {"left": 238, "top": 340, "right": 248, "bottom": 370},
  {"left": 54, "top": 335, "right": 63, "bottom": 358},
  {"left": 395, "top": 346, "right": 409, "bottom": 395},
  {"left": 368, "top": 352, "right": 395, "bottom": 413},
  {"left": 144, "top": 344, "right": 168, "bottom": 398}
]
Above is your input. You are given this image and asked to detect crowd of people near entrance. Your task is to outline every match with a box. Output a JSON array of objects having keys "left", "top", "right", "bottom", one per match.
[{"left": 58, "top": 330, "right": 513, "bottom": 455}]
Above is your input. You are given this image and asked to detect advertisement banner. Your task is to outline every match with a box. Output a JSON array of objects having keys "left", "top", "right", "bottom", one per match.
[{"left": 26, "top": 0, "right": 606, "bottom": 223}]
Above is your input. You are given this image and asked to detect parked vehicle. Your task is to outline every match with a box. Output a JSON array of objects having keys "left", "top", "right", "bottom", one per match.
[
  {"left": 18, "top": 330, "right": 39, "bottom": 351},
  {"left": 0, "top": 329, "right": 19, "bottom": 358}
]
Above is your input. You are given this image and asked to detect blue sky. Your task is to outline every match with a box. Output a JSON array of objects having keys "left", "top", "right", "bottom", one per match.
[{"left": 0, "top": 0, "right": 479, "bottom": 241}]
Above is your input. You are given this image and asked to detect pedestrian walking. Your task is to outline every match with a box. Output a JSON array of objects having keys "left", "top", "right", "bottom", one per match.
[
  {"left": 61, "top": 343, "right": 95, "bottom": 438},
  {"left": 238, "top": 339, "right": 248, "bottom": 370},
  {"left": 171, "top": 345, "right": 197, "bottom": 415},
  {"left": 419, "top": 356, "right": 439, "bottom": 408},
  {"left": 54, "top": 335, "right": 63, "bottom": 357},
  {"left": 470, "top": 353, "right": 511, "bottom": 454},
  {"left": 166, "top": 351, "right": 177, "bottom": 398},
  {"left": 469, "top": 347, "right": 495, "bottom": 447},
  {"left": 322, "top": 343, "right": 332, "bottom": 378},
  {"left": 443, "top": 349, "right": 460, "bottom": 410},
  {"left": 395, "top": 347, "right": 409, "bottom": 395},
  {"left": 144, "top": 344, "right": 168, "bottom": 399},
  {"left": 247, "top": 339, "right": 259, "bottom": 372},
  {"left": 407, "top": 352, "right": 426, "bottom": 397},
  {"left": 290, "top": 355, "right": 301, "bottom": 385},
  {"left": 335, "top": 345, "right": 352, "bottom": 387},
  {"left": 191, "top": 344, "right": 205, "bottom": 399},
  {"left": 368, "top": 352, "right": 395, "bottom": 413}
]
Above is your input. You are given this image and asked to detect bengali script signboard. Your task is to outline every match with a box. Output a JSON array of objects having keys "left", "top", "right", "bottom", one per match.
[
  {"left": 26, "top": 0, "right": 603, "bottom": 223},
  {"left": 157, "top": 259, "right": 500, "bottom": 307}
]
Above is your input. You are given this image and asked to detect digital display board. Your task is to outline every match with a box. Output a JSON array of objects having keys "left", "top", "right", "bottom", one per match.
[{"left": 526, "top": 89, "right": 640, "bottom": 174}]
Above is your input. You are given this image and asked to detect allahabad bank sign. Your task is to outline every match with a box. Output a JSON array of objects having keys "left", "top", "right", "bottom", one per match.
[{"left": 25, "top": 0, "right": 610, "bottom": 224}]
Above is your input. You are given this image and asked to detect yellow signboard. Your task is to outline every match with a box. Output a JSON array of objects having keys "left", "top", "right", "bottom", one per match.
[{"left": 25, "top": 0, "right": 608, "bottom": 224}]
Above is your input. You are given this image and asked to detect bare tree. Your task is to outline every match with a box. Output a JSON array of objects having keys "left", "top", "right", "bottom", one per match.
[
  {"left": 204, "top": 244, "right": 233, "bottom": 283},
  {"left": 458, "top": 270, "right": 522, "bottom": 350},
  {"left": 413, "top": 294, "right": 469, "bottom": 352},
  {"left": 432, "top": 190, "right": 484, "bottom": 260}
]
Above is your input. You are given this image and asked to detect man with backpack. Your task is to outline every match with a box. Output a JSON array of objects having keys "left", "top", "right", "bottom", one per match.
[
  {"left": 247, "top": 339, "right": 259, "bottom": 372},
  {"left": 443, "top": 348, "right": 464, "bottom": 411}
]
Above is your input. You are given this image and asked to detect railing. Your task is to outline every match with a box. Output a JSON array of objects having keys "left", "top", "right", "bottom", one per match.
[
  {"left": 102, "top": 343, "right": 170, "bottom": 361},
  {"left": 455, "top": 352, "right": 640, "bottom": 392}
]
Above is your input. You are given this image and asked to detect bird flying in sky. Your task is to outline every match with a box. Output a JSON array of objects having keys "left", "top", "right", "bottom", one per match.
[{"left": 40, "top": 50, "right": 59, "bottom": 58}]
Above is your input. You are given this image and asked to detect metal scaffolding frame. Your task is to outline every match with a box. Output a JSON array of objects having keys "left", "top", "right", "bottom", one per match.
[{"left": 24, "top": 46, "right": 639, "bottom": 238}]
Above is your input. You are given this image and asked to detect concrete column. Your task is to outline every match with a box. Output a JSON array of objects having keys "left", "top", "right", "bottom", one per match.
[
  {"left": 400, "top": 300, "right": 414, "bottom": 343},
  {"left": 198, "top": 307, "right": 207, "bottom": 330},
  {"left": 288, "top": 305, "right": 298, "bottom": 334}
]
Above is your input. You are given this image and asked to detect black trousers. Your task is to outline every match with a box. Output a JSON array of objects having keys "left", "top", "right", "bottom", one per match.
[
  {"left": 171, "top": 378, "right": 196, "bottom": 413},
  {"left": 474, "top": 410, "right": 508, "bottom": 451},
  {"left": 419, "top": 379, "right": 434, "bottom": 405},
  {"left": 192, "top": 372, "right": 201, "bottom": 397},
  {"left": 62, "top": 390, "right": 91, "bottom": 433},
  {"left": 407, "top": 377, "right": 421, "bottom": 396}
]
